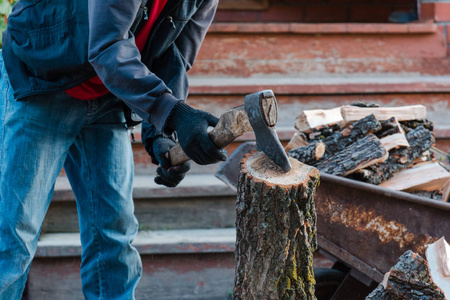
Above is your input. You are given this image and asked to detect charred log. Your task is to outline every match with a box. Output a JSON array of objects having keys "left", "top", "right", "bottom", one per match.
[
  {"left": 315, "top": 134, "right": 387, "bottom": 176},
  {"left": 351, "top": 126, "right": 435, "bottom": 185},
  {"left": 376, "top": 117, "right": 404, "bottom": 139},
  {"left": 234, "top": 152, "right": 320, "bottom": 300},
  {"left": 317, "top": 114, "right": 381, "bottom": 157},
  {"left": 288, "top": 141, "right": 326, "bottom": 166},
  {"left": 400, "top": 119, "right": 434, "bottom": 133}
]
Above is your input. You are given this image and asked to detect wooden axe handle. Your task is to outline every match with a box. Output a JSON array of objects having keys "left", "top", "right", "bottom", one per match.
[{"left": 168, "top": 106, "right": 252, "bottom": 166}]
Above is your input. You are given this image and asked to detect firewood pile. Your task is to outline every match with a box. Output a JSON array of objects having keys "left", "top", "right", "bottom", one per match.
[
  {"left": 366, "top": 237, "right": 450, "bottom": 299},
  {"left": 286, "top": 103, "right": 450, "bottom": 202}
]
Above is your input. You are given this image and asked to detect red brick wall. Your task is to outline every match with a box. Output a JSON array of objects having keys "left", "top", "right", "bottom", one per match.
[
  {"left": 420, "top": 0, "right": 450, "bottom": 56},
  {"left": 214, "top": 0, "right": 417, "bottom": 23}
]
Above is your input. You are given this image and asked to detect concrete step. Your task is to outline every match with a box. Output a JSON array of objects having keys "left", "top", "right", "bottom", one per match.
[
  {"left": 31, "top": 229, "right": 236, "bottom": 300},
  {"left": 29, "top": 228, "right": 333, "bottom": 300},
  {"left": 45, "top": 174, "right": 236, "bottom": 233}
]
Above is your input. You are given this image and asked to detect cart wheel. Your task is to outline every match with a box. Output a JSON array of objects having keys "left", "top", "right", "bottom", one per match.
[{"left": 314, "top": 268, "right": 346, "bottom": 300}]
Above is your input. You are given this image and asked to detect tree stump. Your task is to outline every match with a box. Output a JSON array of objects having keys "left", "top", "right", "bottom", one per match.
[{"left": 234, "top": 151, "right": 320, "bottom": 300}]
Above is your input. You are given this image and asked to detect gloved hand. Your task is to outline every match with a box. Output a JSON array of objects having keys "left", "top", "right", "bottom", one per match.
[
  {"left": 151, "top": 136, "right": 190, "bottom": 187},
  {"left": 166, "top": 102, "right": 227, "bottom": 165}
]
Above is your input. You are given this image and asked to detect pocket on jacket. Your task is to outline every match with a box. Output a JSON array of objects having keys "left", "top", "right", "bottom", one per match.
[{"left": 10, "top": 16, "right": 89, "bottom": 81}]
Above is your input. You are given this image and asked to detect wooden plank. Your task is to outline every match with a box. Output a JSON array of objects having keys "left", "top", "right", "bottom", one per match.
[
  {"left": 380, "top": 133, "right": 410, "bottom": 151},
  {"left": 341, "top": 105, "right": 427, "bottom": 122},
  {"left": 295, "top": 107, "right": 344, "bottom": 132},
  {"left": 379, "top": 162, "right": 450, "bottom": 193}
]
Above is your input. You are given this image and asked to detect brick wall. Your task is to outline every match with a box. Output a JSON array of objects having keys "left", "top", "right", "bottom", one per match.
[
  {"left": 215, "top": 0, "right": 417, "bottom": 23},
  {"left": 420, "top": 0, "right": 450, "bottom": 55}
]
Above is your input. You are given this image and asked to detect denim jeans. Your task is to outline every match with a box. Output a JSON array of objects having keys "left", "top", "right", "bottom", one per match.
[{"left": 0, "top": 51, "right": 142, "bottom": 299}]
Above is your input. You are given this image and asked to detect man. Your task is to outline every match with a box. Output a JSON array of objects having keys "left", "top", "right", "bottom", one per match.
[{"left": 0, "top": 0, "right": 225, "bottom": 298}]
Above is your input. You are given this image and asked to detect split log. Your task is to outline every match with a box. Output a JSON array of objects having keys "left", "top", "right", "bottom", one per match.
[
  {"left": 295, "top": 107, "right": 344, "bottom": 132},
  {"left": 234, "top": 152, "right": 320, "bottom": 300},
  {"left": 379, "top": 162, "right": 450, "bottom": 193},
  {"left": 321, "top": 114, "right": 381, "bottom": 156},
  {"left": 284, "top": 132, "right": 308, "bottom": 152},
  {"left": 366, "top": 250, "right": 446, "bottom": 300},
  {"left": 426, "top": 237, "right": 450, "bottom": 299},
  {"left": 349, "top": 126, "right": 435, "bottom": 185},
  {"left": 288, "top": 141, "right": 326, "bottom": 166},
  {"left": 443, "top": 179, "right": 450, "bottom": 202},
  {"left": 315, "top": 134, "right": 388, "bottom": 176},
  {"left": 341, "top": 104, "right": 427, "bottom": 123},
  {"left": 307, "top": 124, "right": 342, "bottom": 141},
  {"left": 401, "top": 119, "right": 434, "bottom": 133},
  {"left": 379, "top": 133, "right": 409, "bottom": 151},
  {"left": 376, "top": 117, "right": 405, "bottom": 139}
]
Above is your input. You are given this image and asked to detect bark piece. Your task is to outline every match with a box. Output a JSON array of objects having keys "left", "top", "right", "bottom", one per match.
[
  {"left": 401, "top": 119, "right": 434, "bottom": 133},
  {"left": 316, "top": 134, "right": 388, "bottom": 176},
  {"left": 295, "top": 107, "right": 344, "bottom": 132},
  {"left": 426, "top": 237, "right": 450, "bottom": 299},
  {"left": 320, "top": 114, "right": 381, "bottom": 157},
  {"left": 284, "top": 132, "right": 308, "bottom": 152},
  {"left": 379, "top": 162, "right": 450, "bottom": 193},
  {"left": 288, "top": 141, "right": 326, "bottom": 166},
  {"left": 234, "top": 152, "right": 320, "bottom": 300},
  {"left": 377, "top": 117, "right": 405, "bottom": 139},
  {"left": 366, "top": 250, "right": 446, "bottom": 300},
  {"left": 341, "top": 104, "right": 427, "bottom": 123},
  {"left": 411, "top": 190, "right": 444, "bottom": 201},
  {"left": 350, "top": 126, "right": 435, "bottom": 185},
  {"left": 307, "top": 124, "right": 342, "bottom": 141}
]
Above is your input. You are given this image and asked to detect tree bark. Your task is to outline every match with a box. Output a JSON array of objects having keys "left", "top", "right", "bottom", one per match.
[
  {"left": 315, "top": 134, "right": 388, "bottom": 176},
  {"left": 234, "top": 152, "right": 320, "bottom": 300}
]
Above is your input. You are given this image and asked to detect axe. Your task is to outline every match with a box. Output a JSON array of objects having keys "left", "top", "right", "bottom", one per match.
[{"left": 168, "top": 90, "right": 291, "bottom": 179}]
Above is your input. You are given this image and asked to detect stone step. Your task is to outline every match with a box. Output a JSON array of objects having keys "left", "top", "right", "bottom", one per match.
[{"left": 45, "top": 174, "right": 236, "bottom": 233}]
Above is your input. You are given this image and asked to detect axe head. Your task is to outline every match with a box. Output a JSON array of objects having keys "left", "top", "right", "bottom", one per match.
[{"left": 244, "top": 90, "right": 292, "bottom": 173}]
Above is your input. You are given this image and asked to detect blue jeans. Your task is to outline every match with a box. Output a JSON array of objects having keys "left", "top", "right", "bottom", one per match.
[{"left": 0, "top": 52, "right": 142, "bottom": 299}]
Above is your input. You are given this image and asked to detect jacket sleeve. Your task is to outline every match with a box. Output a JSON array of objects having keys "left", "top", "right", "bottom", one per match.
[
  {"left": 174, "top": 0, "right": 219, "bottom": 71},
  {"left": 141, "top": 0, "right": 219, "bottom": 162},
  {"left": 88, "top": 0, "right": 180, "bottom": 132}
]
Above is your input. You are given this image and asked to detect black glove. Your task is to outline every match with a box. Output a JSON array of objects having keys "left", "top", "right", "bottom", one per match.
[
  {"left": 151, "top": 136, "right": 190, "bottom": 187},
  {"left": 166, "top": 102, "right": 227, "bottom": 165}
]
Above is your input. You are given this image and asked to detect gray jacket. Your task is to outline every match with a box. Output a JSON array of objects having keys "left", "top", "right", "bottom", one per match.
[{"left": 3, "top": 0, "right": 218, "bottom": 134}]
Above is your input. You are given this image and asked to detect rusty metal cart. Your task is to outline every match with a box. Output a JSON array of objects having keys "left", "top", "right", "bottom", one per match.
[{"left": 314, "top": 173, "right": 450, "bottom": 299}]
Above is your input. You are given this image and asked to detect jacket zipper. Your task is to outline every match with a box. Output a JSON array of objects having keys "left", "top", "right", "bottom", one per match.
[
  {"left": 167, "top": 16, "right": 176, "bottom": 29},
  {"left": 143, "top": 6, "right": 149, "bottom": 20}
]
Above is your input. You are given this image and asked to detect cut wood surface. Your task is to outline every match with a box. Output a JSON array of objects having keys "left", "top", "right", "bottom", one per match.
[
  {"left": 426, "top": 238, "right": 450, "bottom": 299},
  {"left": 379, "top": 132, "right": 410, "bottom": 151},
  {"left": 379, "top": 162, "right": 450, "bottom": 192},
  {"left": 295, "top": 107, "right": 344, "bottom": 132},
  {"left": 316, "top": 134, "right": 388, "bottom": 176},
  {"left": 234, "top": 152, "right": 320, "bottom": 299},
  {"left": 341, "top": 104, "right": 427, "bottom": 123}
]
